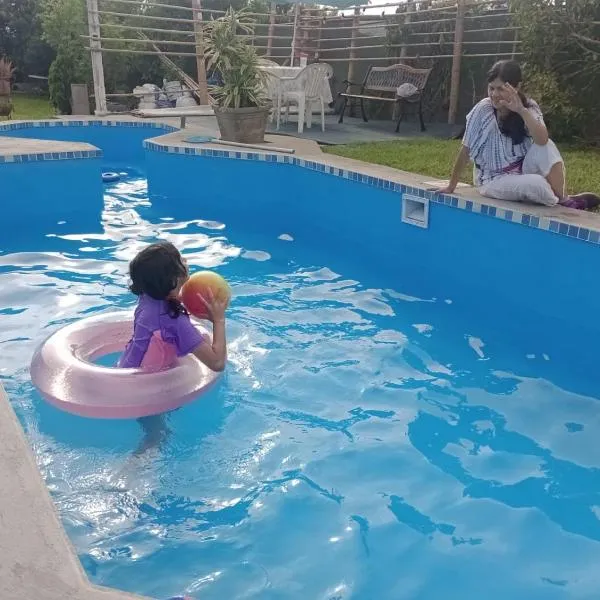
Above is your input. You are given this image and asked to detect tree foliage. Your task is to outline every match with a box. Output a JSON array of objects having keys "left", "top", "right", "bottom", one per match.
[
  {"left": 512, "top": 0, "right": 600, "bottom": 143},
  {"left": 204, "top": 8, "right": 267, "bottom": 108},
  {"left": 0, "top": 0, "right": 53, "bottom": 80},
  {"left": 41, "top": 0, "right": 90, "bottom": 113}
]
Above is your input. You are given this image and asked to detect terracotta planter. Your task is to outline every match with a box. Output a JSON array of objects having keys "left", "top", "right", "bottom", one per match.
[
  {"left": 0, "top": 76, "right": 10, "bottom": 96},
  {"left": 214, "top": 106, "right": 270, "bottom": 144},
  {"left": 0, "top": 95, "right": 13, "bottom": 119}
]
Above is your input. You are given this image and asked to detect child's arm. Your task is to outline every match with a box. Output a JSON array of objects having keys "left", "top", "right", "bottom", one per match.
[
  {"left": 193, "top": 317, "right": 226, "bottom": 372},
  {"left": 192, "top": 289, "right": 228, "bottom": 372}
]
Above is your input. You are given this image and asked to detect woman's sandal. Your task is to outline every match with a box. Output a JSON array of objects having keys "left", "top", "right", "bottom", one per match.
[{"left": 559, "top": 193, "right": 600, "bottom": 211}]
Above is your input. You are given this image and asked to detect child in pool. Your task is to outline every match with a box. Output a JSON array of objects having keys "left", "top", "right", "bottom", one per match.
[{"left": 120, "top": 241, "right": 227, "bottom": 453}]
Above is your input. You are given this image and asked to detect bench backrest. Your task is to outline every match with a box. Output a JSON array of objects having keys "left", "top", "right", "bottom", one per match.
[{"left": 364, "top": 63, "right": 432, "bottom": 94}]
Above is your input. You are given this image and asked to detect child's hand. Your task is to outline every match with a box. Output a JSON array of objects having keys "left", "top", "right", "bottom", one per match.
[{"left": 198, "top": 288, "right": 227, "bottom": 323}]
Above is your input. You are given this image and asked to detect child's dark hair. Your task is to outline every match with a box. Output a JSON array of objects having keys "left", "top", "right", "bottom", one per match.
[
  {"left": 488, "top": 60, "right": 530, "bottom": 145},
  {"left": 129, "top": 241, "right": 188, "bottom": 317}
]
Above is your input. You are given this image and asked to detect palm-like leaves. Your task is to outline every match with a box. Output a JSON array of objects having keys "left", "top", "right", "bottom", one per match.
[{"left": 204, "top": 9, "right": 267, "bottom": 109}]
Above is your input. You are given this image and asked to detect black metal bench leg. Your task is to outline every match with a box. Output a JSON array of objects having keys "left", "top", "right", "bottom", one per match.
[
  {"left": 395, "top": 100, "right": 404, "bottom": 133},
  {"left": 360, "top": 98, "right": 368, "bottom": 122},
  {"left": 338, "top": 95, "right": 348, "bottom": 124},
  {"left": 418, "top": 97, "right": 426, "bottom": 132}
]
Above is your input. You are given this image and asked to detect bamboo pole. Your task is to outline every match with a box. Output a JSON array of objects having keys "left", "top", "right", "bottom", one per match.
[
  {"left": 448, "top": 0, "right": 466, "bottom": 125},
  {"left": 319, "top": 39, "right": 521, "bottom": 52},
  {"left": 96, "top": 0, "right": 292, "bottom": 20},
  {"left": 192, "top": 0, "right": 209, "bottom": 105},
  {"left": 267, "top": 1, "right": 276, "bottom": 57},
  {"left": 290, "top": 3, "right": 300, "bottom": 66},
  {"left": 278, "top": 12, "right": 511, "bottom": 32},
  {"left": 509, "top": 0, "right": 518, "bottom": 59},
  {"left": 511, "top": 28, "right": 519, "bottom": 59},
  {"left": 302, "top": 0, "right": 499, "bottom": 20},
  {"left": 95, "top": 10, "right": 196, "bottom": 24},
  {"left": 346, "top": 7, "right": 361, "bottom": 87},
  {"left": 89, "top": 36, "right": 521, "bottom": 51},
  {"left": 91, "top": 47, "right": 197, "bottom": 56},
  {"left": 100, "top": 23, "right": 195, "bottom": 36},
  {"left": 83, "top": 35, "right": 198, "bottom": 45},
  {"left": 138, "top": 32, "right": 209, "bottom": 102},
  {"left": 400, "top": 0, "right": 414, "bottom": 60},
  {"left": 410, "top": 26, "right": 521, "bottom": 37},
  {"left": 93, "top": 8, "right": 510, "bottom": 31},
  {"left": 86, "top": 0, "right": 107, "bottom": 115},
  {"left": 99, "top": 22, "right": 291, "bottom": 39},
  {"left": 306, "top": 52, "right": 524, "bottom": 62}
]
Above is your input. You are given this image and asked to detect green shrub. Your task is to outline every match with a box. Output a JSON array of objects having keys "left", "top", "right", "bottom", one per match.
[
  {"left": 41, "top": 0, "right": 90, "bottom": 114},
  {"left": 47, "top": 46, "right": 87, "bottom": 114},
  {"left": 513, "top": 0, "right": 600, "bottom": 143},
  {"left": 523, "top": 69, "right": 583, "bottom": 142}
]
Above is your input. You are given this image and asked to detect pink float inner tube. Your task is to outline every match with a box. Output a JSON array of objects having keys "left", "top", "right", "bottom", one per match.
[{"left": 30, "top": 311, "right": 221, "bottom": 419}]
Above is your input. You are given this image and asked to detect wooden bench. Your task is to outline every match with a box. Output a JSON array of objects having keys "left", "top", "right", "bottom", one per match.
[{"left": 338, "top": 63, "right": 432, "bottom": 132}]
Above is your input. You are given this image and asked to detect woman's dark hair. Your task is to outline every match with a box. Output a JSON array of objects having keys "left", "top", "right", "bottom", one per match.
[
  {"left": 129, "top": 241, "right": 188, "bottom": 317},
  {"left": 487, "top": 60, "right": 530, "bottom": 145}
]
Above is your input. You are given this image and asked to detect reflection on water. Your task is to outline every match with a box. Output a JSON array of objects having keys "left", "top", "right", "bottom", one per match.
[{"left": 1, "top": 172, "right": 600, "bottom": 600}]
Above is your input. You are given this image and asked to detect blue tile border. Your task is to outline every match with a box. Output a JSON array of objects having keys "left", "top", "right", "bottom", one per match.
[
  {"left": 0, "top": 119, "right": 176, "bottom": 164},
  {"left": 0, "top": 119, "right": 177, "bottom": 133},
  {"left": 2, "top": 119, "right": 598, "bottom": 247},
  {"left": 143, "top": 137, "right": 600, "bottom": 246},
  {"left": 0, "top": 148, "right": 102, "bottom": 164}
]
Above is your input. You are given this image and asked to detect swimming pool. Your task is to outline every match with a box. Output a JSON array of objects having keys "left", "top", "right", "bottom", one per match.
[{"left": 2, "top": 121, "right": 600, "bottom": 600}]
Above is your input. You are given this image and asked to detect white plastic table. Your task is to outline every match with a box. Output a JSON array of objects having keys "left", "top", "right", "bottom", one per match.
[{"left": 259, "top": 65, "right": 333, "bottom": 121}]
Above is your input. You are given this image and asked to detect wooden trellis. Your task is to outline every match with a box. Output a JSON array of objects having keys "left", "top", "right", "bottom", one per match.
[{"left": 85, "top": 0, "right": 522, "bottom": 124}]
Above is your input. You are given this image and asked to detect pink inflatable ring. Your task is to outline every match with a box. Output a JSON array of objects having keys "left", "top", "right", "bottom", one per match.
[{"left": 30, "top": 311, "right": 220, "bottom": 419}]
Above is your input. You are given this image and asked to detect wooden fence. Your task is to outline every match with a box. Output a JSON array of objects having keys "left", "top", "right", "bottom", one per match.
[{"left": 85, "top": 0, "right": 520, "bottom": 124}]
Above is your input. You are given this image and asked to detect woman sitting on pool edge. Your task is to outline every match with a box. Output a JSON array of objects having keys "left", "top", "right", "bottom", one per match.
[
  {"left": 439, "top": 60, "right": 600, "bottom": 210},
  {"left": 120, "top": 241, "right": 228, "bottom": 454}
]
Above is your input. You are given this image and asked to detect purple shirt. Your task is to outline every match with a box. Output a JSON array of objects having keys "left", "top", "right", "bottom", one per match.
[{"left": 119, "top": 295, "right": 204, "bottom": 370}]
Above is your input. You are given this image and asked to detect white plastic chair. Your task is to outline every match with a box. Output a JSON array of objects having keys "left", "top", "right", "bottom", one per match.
[
  {"left": 280, "top": 63, "right": 333, "bottom": 134},
  {"left": 262, "top": 71, "right": 283, "bottom": 124},
  {"left": 258, "top": 58, "right": 280, "bottom": 67}
]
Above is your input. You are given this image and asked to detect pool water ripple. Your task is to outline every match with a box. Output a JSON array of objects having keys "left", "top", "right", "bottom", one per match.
[{"left": 1, "top": 173, "right": 600, "bottom": 599}]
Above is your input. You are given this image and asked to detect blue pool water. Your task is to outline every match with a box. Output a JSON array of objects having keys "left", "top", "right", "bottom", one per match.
[{"left": 3, "top": 126, "right": 600, "bottom": 599}]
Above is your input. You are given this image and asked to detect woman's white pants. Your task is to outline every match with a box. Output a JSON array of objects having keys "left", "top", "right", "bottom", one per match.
[{"left": 478, "top": 141, "right": 564, "bottom": 206}]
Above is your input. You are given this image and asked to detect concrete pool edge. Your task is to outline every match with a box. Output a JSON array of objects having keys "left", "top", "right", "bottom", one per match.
[
  {"left": 0, "top": 383, "right": 148, "bottom": 600},
  {"left": 2, "top": 117, "right": 599, "bottom": 244},
  {"left": 0, "top": 136, "right": 102, "bottom": 163},
  {"left": 145, "top": 128, "right": 600, "bottom": 246},
  {"left": 1, "top": 117, "right": 600, "bottom": 597}
]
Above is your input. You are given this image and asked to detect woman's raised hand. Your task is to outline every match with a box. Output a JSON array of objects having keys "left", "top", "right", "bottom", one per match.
[{"left": 498, "top": 83, "right": 524, "bottom": 114}]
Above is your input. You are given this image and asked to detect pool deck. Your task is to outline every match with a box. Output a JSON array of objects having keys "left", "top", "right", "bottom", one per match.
[
  {"left": 150, "top": 125, "right": 600, "bottom": 234},
  {"left": 2, "top": 116, "right": 600, "bottom": 600},
  {"left": 0, "top": 135, "right": 99, "bottom": 160},
  {"left": 0, "top": 386, "right": 146, "bottom": 600}
]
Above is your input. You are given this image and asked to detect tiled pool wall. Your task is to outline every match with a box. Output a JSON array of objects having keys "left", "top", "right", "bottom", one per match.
[
  {"left": 3, "top": 119, "right": 600, "bottom": 370},
  {"left": 145, "top": 146, "right": 600, "bottom": 339},
  {"left": 1, "top": 147, "right": 103, "bottom": 235},
  {"left": 0, "top": 121, "right": 174, "bottom": 236},
  {"left": 0, "top": 120, "right": 175, "bottom": 165},
  {"left": 2, "top": 118, "right": 600, "bottom": 599}
]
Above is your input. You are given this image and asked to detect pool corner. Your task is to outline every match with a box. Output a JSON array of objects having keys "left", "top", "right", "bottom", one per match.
[{"left": 0, "top": 382, "right": 148, "bottom": 600}]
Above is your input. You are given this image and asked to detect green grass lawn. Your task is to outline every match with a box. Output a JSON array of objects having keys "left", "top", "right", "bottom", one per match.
[
  {"left": 7, "top": 93, "right": 55, "bottom": 120},
  {"left": 325, "top": 138, "right": 600, "bottom": 196}
]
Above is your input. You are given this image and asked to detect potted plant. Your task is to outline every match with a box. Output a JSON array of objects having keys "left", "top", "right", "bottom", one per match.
[
  {"left": 204, "top": 8, "right": 270, "bottom": 144},
  {"left": 0, "top": 58, "right": 15, "bottom": 120}
]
